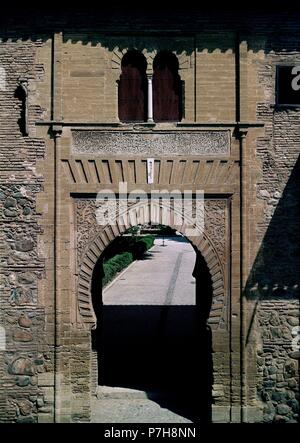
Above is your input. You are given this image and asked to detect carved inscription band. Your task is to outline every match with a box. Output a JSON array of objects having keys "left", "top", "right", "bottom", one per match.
[{"left": 72, "top": 130, "right": 230, "bottom": 156}]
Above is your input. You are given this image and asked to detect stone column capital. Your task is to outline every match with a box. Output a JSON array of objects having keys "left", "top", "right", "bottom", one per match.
[
  {"left": 52, "top": 124, "right": 63, "bottom": 138},
  {"left": 239, "top": 130, "right": 248, "bottom": 139}
]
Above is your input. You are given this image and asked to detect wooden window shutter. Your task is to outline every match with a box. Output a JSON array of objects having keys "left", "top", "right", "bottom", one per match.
[
  {"left": 153, "top": 51, "right": 182, "bottom": 122},
  {"left": 118, "top": 50, "right": 147, "bottom": 122}
]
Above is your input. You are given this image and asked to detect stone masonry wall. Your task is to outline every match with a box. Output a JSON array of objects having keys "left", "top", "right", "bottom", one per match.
[
  {"left": 252, "top": 46, "right": 300, "bottom": 422},
  {"left": 0, "top": 38, "right": 51, "bottom": 423}
]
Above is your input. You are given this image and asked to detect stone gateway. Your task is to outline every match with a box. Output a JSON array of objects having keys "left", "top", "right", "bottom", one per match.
[{"left": 0, "top": 3, "right": 299, "bottom": 423}]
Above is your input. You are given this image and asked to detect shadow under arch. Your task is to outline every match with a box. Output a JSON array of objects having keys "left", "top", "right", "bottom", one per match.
[{"left": 91, "top": 229, "right": 213, "bottom": 423}]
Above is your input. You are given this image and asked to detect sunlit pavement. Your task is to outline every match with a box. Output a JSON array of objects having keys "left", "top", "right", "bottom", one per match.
[{"left": 103, "top": 236, "right": 196, "bottom": 306}]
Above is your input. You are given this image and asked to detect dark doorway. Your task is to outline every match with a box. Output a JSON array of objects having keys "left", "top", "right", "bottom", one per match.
[{"left": 91, "top": 234, "right": 213, "bottom": 423}]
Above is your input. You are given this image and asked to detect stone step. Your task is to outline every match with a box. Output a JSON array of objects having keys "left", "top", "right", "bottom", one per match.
[
  {"left": 91, "top": 397, "right": 193, "bottom": 423},
  {"left": 96, "top": 386, "right": 193, "bottom": 401},
  {"left": 96, "top": 386, "right": 148, "bottom": 399}
]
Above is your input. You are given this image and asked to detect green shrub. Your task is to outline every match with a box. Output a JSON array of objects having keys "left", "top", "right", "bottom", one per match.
[
  {"left": 139, "top": 235, "right": 155, "bottom": 249},
  {"left": 103, "top": 234, "right": 155, "bottom": 260},
  {"left": 131, "top": 235, "right": 155, "bottom": 258},
  {"left": 102, "top": 251, "right": 133, "bottom": 286},
  {"left": 102, "top": 235, "right": 155, "bottom": 286}
]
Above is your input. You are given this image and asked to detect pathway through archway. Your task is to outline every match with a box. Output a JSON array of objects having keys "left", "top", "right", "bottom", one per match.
[{"left": 91, "top": 232, "right": 213, "bottom": 423}]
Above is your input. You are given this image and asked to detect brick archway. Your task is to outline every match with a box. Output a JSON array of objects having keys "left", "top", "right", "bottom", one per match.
[{"left": 77, "top": 200, "right": 226, "bottom": 330}]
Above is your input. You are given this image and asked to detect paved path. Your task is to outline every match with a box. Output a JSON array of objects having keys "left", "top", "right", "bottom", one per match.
[
  {"left": 92, "top": 236, "right": 197, "bottom": 423},
  {"left": 91, "top": 389, "right": 193, "bottom": 423},
  {"left": 103, "top": 236, "right": 196, "bottom": 306}
]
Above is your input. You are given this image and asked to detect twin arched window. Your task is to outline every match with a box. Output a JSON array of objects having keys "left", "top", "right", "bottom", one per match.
[{"left": 118, "top": 50, "right": 182, "bottom": 123}]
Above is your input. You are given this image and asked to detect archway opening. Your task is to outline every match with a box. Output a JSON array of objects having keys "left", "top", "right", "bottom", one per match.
[{"left": 91, "top": 226, "right": 213, "bottom": 423}]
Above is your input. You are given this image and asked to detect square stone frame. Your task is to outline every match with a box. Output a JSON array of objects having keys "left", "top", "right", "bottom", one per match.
[{"left": 36, "top": 126, "right": 245, "bottom": 423}]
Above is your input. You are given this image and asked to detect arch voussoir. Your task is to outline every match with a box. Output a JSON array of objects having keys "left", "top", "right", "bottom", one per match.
[
  {"left": 86, "top": 251, "right": 98, "bottom": 265},
  {"left": 80, "top": 263, "right": 94, "bottom": 275},
  {"left": 99, "top": 230, "right": 111, "bottom": 246},
  {"left": 103, "top": 226, "right": 116, "bottom": 242},
  {"left": 93, "top": 238, "right": 105, "bottom": 253}
]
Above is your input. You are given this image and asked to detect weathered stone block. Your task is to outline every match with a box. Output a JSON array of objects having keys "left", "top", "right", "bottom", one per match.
[{"left": 9, "top": 358, "right": 36, "bottom": 376}]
